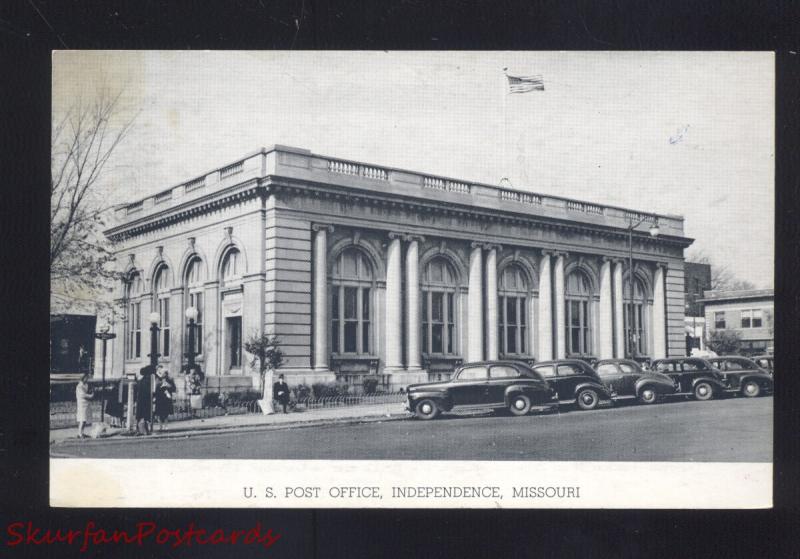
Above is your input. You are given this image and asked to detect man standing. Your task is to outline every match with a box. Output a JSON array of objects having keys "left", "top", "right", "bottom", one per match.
[
  {"left": 135, "top": 364, "right": 155, "bottom": 435},
  {"left": 273, "top": 374, "right": 290, "bottom": 414}
]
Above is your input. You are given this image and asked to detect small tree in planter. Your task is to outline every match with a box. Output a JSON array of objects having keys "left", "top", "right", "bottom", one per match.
[
  {"left": 184, "top": 364, "right": 205, "bottom": 411},
  {"left": 244, "top": 332, "right": 284, "bottom": 415}
]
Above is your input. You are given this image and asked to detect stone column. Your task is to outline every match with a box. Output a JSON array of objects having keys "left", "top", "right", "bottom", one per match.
[
  {"left": 537, "top": 251, "right": 553, "bottom": 361},
  {"left": 554, "top": 253, "right": 566, "bottom": 359},
  {"left": 467, "top": 243, "right": 484, "bottom": 362},
  {"left": 485, "top": 245, "right": 499, "bottom": 360},
  {"left": 312, "top": 225, "right": 331, "bottom": 372},
  {"left": 652, "top": 264, "right": 667, "bottom": 359},
  {"left": 405, "top": 235, "right": 423, "bottom": 372},
  {"left": 384, "top": 233, "right": 403, "bottom": 371},
  {"left": 613, "top": 260, "right": 625, "bottom": 358},
  {"left": 598, "top": 258, "right": 614, "bottom": 359}
]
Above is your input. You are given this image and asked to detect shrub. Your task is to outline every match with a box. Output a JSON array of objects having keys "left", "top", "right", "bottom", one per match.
[
  {"left": 291, "top": 384, "right": 312, "bottom": 401},
  {"left": 224, "top": 389, "right": 262, "bottom": 405},
  {"left": 202, "top": 392, "right": 221, "bottom": 408},
  {"left": 362, "top": 377, "right": 379, "bottom": 395},
  {"left": 706, "top": 329, "right": 742, "bottom": 355},
  {"left": 311, "top": 381, "right": 350, "bottom": 399}
]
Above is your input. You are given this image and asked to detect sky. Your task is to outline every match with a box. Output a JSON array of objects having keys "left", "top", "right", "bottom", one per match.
[{"left": 52, "top": 51, "right": 774, "bottom": 288}]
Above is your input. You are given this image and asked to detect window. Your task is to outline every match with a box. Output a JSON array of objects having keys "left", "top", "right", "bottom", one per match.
[
  {"left": 533, "top": 365, "right": 556, "bottom": 378},
  {"left": 153, "top": 265, "right": 171, "bottom": 357},
  {"left": 421, "top": 257, "right": 458, "bottom": 355},
  {"left": 498, "top": 265, "right": 529, "bottom": 356},
  {"left": 565, "top": 270, "right": 593, "bottom": 356},
  {"left": 558, "top": 364, "right": 583, "bottom": 376},
  {"left": 741, "top": 309, "right": 763, "bottom": 329},
  {"left": 490, "top": 365, "right": 520, "bottom": 379},
  {"left": 596, "top": 363, "right": 619, "bottom": 377},
  {"left": 456, "top": 366, "right": 488, "bottom": 381},
  {"left": 619, "top": 362, "right": 637, "bottom": 374},
  {"left": 624, "top": 277, "right": 647, "bottom": 356},
  {"left": 227, "top": 316, "right": 242, "bottom": 368},
  {"left": 221, "top": 248, "right": 242, "bottom": 286},
  {"left": 185, "top": 257, "right": 204, "bottom": 355},
  {"left": 714, "top": 312, "right": 726, "bottom": 329},
  {"left": 681, "top": 361, "right": 700, "bottom": 371},
  {"left": 331, "top": 248, "right": 373, "bottom": 355},
  {"left": 125, "top": 273, "right": 142, "bottom": 359},
  {"left": 655, "top": 361, "right": 674, "bottom": 372}
]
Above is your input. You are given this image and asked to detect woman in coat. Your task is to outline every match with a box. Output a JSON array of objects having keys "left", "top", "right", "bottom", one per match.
[
  {"left": 135, "top": 365, "right": 155, "bottom": 435},
  {"left": 75, "top": 373, "right": 93, "bottom": 439},
  {"left": 154, "top": 366, "right": 176, "bottom": 431}
]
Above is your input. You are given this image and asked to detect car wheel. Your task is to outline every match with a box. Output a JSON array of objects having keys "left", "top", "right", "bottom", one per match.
[
  {"left": 694, "top": 382, "right": 714, "bottom": 401},
  {"left": 638, "top": 387, "right": 658, "bottom": 405},
  {"left": 742, "top": 381, "right": 761, "bottom": 398},
  {"left": 576, "top": 389, "right": 599, "bottom": 411},
  {"left": 508, "top": 394, "right": 531, "bottom": 416},
  {"left": 414, "top": 399, "right": 440, "bottom": 420}
]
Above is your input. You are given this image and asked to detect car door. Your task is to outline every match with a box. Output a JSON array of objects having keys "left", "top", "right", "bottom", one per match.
[
  {"left": 532, "top": 364, "right": 559, "bottom": 399},
  {"left": 654, "top": 360, "right": 680, "bottom": 390},
  {"left": 596, "top": 362, "right": 625, "bottom": 395},
  {"left": 617, "top": 362, "right": 643, "bottom": 395},
  {"left": 449, "top": 365, "right": 489, "bottom": 405},
  {"left": 487, "top": 364, "right": 523, "bottom": 404},
  {"left": 556, "top": 363, "right": 585, "bottom": 398}
]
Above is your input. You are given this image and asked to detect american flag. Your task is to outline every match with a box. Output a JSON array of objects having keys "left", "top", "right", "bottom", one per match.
[{"left": 506, "top": 73, "right": 544, "bottom": 94}]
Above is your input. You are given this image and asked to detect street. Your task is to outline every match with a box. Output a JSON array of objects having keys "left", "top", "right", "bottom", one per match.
[{"left": 53, "top": 396, "right": 772, "bottom": 462}]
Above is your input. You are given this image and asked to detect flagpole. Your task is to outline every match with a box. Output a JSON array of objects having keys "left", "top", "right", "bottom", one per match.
[{"left": 502, "top": 68, "right": 508, "bottom": 185}]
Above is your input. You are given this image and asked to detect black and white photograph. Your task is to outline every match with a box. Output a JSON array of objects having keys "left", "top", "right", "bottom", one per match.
[{"left": 48, "top": 50, "right": 773, "bottom": 508}]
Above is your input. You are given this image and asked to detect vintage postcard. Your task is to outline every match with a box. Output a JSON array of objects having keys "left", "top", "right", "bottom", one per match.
[{"left": 49, "top": 51, "right": 773, "bottom": 508}]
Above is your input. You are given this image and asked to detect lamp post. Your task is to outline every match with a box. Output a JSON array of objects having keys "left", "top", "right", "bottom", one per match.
[
  {"left": 626, "top": 217, "right": 660, "bottom": 358},
  {"left": 185, "top": 306, "right": 198, "bottom": 371},
  {"left": 147, "top": 312, "right": 160, "bottom": 425},
  {"left": 94, "top": 323, "right": 116, "bottom": 423}
]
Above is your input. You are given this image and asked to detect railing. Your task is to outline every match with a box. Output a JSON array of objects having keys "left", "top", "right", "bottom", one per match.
[
  {"left": 126, "top": 201, "right": 143, "bottom": 215},
  {"left": 423, "top": 176, "right": 470, "bottom": 194},
  {"left": 219, "top": 161, "right": 244, "bottom": 179},
  {"left": 154, "top": 190, "right": 172, "bottom": 205},
  {"left": 184, "top": 176, "right": 206, "bottom": 193},
  {"left": 566, "top": 200, "right": 604, "bottom": 215},
  {"left": 328, "top": 159, "right": 389, "bottom": 181},
  {"left": 499, "top": 189, "right": 542, "bottom": 205},
  {"left": 623, "top": 210, "right": 658, "bottom": 224}
]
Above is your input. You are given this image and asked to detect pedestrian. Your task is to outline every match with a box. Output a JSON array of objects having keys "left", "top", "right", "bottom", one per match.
[
  {"left": 75, "top": 373, "right": 94, "bottom": 439},
  {"left": 135, "top": 364, "right": 155, "bottom": 435},
  {"left": 273, "top": 374, "right": 290, "bottom": 413},
  {"left": 154, "top": 366, "right": 176, "bottom": 432}
]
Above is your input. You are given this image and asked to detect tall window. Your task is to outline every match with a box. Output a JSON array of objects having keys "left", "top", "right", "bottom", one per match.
[
  {"left": 623, "top": 277, "right": 647, "bottom": 356},
  {"left": 565, "top": 270, "right": 592, "bottom": 356},
  {"left": 331, "top": 248, "right": 373, "bottom": 354},
  {"left": 185, "top": 257, "right": 204, "bottom": 355},
  {"left": 221, "top": 248, "right": 242, "bottom": 286},
  {"left": 714, "top": 311, "right": 726, "bottom": 329},
  {"left": 498, "top": 264, "right": 529, "bottom": 356},
  {"left": 421, "top": 257, "right": 458, "bottom": 355},
  {"left": 125, "top": 273, "right": 142, "bottom": 359},
  {"left": 153, "top": 265, "right": 171, "bottom": 357}
]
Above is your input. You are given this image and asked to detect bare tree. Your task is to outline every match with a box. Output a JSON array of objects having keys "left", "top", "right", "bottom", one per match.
[
  {"left": 50, "top": 89, "right": 135, "bottom": 316},
  {"left": 686, "top": 249, "right": 756, "bottom": 292}
]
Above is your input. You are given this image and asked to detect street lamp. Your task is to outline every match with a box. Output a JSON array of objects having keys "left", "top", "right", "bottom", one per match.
[
  {"left": 94, "top": 323, "right": 116, "bottom": 423},
  {"left": 626, "top": 217, "right": 660, "bottom": 358},
  {"left": 185, "top": 306, "right": 198, "bottom": 371},
  {"left": 147, "top": 312, "right": 160, "bottom": 426}
]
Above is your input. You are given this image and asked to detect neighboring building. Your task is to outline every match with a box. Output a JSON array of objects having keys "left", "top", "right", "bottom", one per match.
[
  {"left": 684, "top": 262, "right": 711, "bottom": 317},
  {"left": 699, "top": 289, "right": 774, "bottom": 355},
  {"left": 105, "top": 145, "right": 694, "bottom": 391}
]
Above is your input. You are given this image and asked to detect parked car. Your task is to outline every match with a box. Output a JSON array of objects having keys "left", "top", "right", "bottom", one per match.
[
  {"left": 752, "top": 355, "right": 774, "bottom": 377},
  {"left": 706, "top": 356, "right": 774, "bottom": 397},
  {"left": 594, "top": 359, "right": 677, "bottom": 404},
  {"left": 527, "top": 359, "right": 613, "bottom": 411},
  {"left": 406, "top": 361, "right": 557, "bottom": 420},
  {"left": 650, "top": 357, "right": 727, "bottom": 400}
]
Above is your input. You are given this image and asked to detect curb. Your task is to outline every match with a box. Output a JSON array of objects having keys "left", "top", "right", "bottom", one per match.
[{"left": 51, "top": 411, "right": 410, "bottom": 447}]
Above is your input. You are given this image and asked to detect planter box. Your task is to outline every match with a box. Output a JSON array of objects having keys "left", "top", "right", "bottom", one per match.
[{"left": 190, "top": 394, "right": 203, "bottom": 410}]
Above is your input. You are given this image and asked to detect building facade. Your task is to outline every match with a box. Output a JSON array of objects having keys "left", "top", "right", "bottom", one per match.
[
  {"left": 699, "top": 289, "right": 774, "bottom": 355},
  {"left": 684, "top": 262, "right": 712, "bottom": 317},
  {"left": 105, "top": 146, "right": 694, "bottom": 391}
]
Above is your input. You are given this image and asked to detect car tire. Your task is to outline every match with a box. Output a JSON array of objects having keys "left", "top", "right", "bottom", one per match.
[
  {"left": 414, "top": 398, "right": 440, "bottom": 420},
  {"left": 638, "top": 387, "right": 658, "bottom": 405},
  {"left": 694, "top": 382, "right": 714, "bottom": 401},
  {"left": 576, "top": 389, "right": 599, "bottom": 411},
  {"left": 508, "top": 394, "right": 531, "bottom": 416},
  {"left": 742, "top": 381, "right": 761, "bottom": 398}
]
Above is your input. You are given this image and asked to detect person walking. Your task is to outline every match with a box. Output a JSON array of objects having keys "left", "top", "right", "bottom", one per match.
[
  {"left": 273, "top": 374, "right": 290, "bottom": 414},
  {"left": 135, "top": 364, "right": 155, "bottom": 435},
  {"left": 154, "top": 366, "right": 176, "bottom": 432},
  {"left": 75, "top": 373, "right": 94, "bottom": 439}
]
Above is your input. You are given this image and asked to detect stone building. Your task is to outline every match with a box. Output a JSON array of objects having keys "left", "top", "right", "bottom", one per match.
[
  {"left": 699, "top": 288, "right": 774, "bottom": 355},
  {"left": 105, "top": 145, "right": 694, "bottom": 391}
]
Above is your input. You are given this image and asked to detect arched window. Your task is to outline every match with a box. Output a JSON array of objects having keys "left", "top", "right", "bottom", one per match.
[
  {"left": 624, "top": 277, "right": 647, "bottom": 356},
  {"left": 153, "top": 265, "right": 171, "bottom": 358},
  {"left": 221, "top": 248, "right": 242, "bottom": 286},
  {"left": 220, "top": 248, "right": 243, "bottom": 369},
  {"left": 498, "top": 264, "right": 529, "bottom": 356},
  {"left": 421, "top": 257, "right": 458, "bottom": 356},
  {"left": 125, "top": 273, "right": 142, "bottom": 359},
  {"left": 565, "top": 270, "right": 593, "bottom": 357},
  {"left": 331, "top": 248, "right": 373, "bottom": 354},
  {"left": 185, "top": 256, "right": 204, "bottom": 356}
]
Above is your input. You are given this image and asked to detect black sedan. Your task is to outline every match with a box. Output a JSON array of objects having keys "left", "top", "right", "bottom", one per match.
[
  {"left": 707, "top": 356, "right": 773, "bottom": 397},
  {"left": 406, "top": 361, "right": 557, "bottom": 420},
  {"left": 651, "top": 357, "right": 727, "bottom": 400},
  {"left": 528, "top": 359, "right": 613, "bottom": 411},
  {"left": 594, "top": 359, "right": 677, "bottom": 404}
]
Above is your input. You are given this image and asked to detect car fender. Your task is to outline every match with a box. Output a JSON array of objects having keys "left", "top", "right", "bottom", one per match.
[
  {"left": 408, "top": 391, "right": 452, "bottom": 411},
  {"left": 503, "top": 384, "right": 546, "bottom": 405},
  {"left": 573, "top": 381, "right": 612, "bottom": 400},
  {"left": 737, "top": 373, "right": 773, "bottom": 388},
  {"left": 634, "top": 377, "right": 675, "bottom": 396},
  {"left": 690, "top": 376, "right": 726, "bottom": 392}
]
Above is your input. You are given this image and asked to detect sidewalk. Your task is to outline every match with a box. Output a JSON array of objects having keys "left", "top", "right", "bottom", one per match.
[{"left": 50, "top": 402, "right": 409, "bottom": 445}]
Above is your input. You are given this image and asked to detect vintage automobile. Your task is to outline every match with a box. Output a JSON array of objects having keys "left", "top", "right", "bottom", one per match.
[
  {"left": 752, "top": 355, "right": 774, "bottom": 377},
  {"left": 706, "top": 356, "right": 774, "bottom": 397},
  {"left": 594, "top": 359, "right": 677, "bottom": 404},
  {"left": 650, "top": 357, "right": 727, "bottom": 400},
  {"left": 527, "top": 359, "right": 613, "bottom": 411},
  {"left": 405, "top": 361, "right": 557, "bottom": 420}
]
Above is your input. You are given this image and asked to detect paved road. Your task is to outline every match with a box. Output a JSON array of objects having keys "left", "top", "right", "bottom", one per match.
[{"left": 54, "top": 396, "right": 772, "bottom": 462}]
